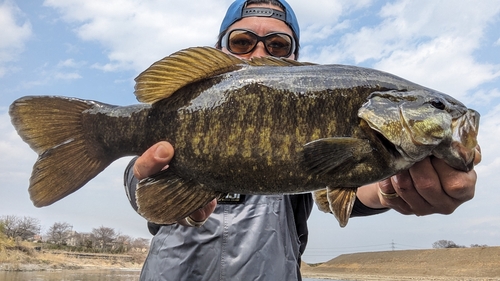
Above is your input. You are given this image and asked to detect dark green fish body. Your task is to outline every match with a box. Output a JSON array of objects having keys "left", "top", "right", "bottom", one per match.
[
  {"left": 148, "top": 66, "right": 407, "bottom": 191},
  {"left": 10, "top": 47, "right": 479, "bottom": 227}
]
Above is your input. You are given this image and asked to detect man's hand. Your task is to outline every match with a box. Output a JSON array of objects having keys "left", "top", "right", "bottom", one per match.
[
  {"left": 134, "top": 141, "right": 217, "bottom": 226},
  {"left": 357, "top": 146, "right": 481, "bottom": 216}
]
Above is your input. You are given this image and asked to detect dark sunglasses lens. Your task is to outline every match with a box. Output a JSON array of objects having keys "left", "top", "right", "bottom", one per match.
[
  {"left": 228, "top": 30, "right": 257, "bottom": 54},
  {"left": 265, "top": 34, "right": 293, "bottom": 57}
]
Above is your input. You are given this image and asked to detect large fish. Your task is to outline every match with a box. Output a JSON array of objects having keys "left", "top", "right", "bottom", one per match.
[{"left": 9, "top": 47, "right": 479, "bottom": 227}]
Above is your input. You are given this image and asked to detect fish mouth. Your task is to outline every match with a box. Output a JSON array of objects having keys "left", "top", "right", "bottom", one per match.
[
  {"left": 451, "top": 109, "right": 480, "bottom": 170},
  {"left": 434, "top": 109, "right": 480, "bottom": 172},
  {"left": 373, "top": 130, "right": 402, "bottom": 158}
]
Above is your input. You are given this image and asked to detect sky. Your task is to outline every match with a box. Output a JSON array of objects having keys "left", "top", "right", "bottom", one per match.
[{"left": 1, "top": 0, "right": 499, "bottom": 264}]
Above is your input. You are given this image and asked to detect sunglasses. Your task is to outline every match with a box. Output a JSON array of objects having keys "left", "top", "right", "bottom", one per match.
[{"left": 221, "top": 29, "right": 296, "bottom": 58}]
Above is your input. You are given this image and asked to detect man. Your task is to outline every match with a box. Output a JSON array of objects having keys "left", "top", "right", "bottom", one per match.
[{"left": 125, "top": 1, "right": 480, "bottom": 280}]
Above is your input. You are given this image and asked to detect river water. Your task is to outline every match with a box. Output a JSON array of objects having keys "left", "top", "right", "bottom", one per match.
[
  {"left": 0, "top": 269, "right": 140, "bottom": 281},
  {"left": 0, "top": 270, "right": 343, "bottom": 281}
]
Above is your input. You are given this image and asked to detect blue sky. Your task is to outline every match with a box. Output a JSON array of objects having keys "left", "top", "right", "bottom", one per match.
[{"left": 1, "top": 0, "right": 499, "bottom": 263}]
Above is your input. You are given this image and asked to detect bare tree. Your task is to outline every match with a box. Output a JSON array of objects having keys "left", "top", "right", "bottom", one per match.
[
  {"left": 432, "top": 240, "right": 465, "bottom": 248},
  {"left": 91, "top": 226, "right": 117, "bottom": 251},
  {"left": 114, "top": 235, "right": 132, "bottom": 253},
  {"left": 130, "top": 237, "right": 150, "bottom": 252},
  {"left": 46, "top": 222, "right": 73, "bottom": 245},
  {"left": 0, "top": 221, "right": 7, "bottom": 240},
  {"left": 0, "top": 215, "right": 41, "bottom": 240},
  {"left": 0, "top": 221, "right": 14, "bottom": 251}
]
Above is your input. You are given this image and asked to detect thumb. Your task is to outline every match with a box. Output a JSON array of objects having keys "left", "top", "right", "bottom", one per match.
[{"left": 134, "top": 141, "right": 174, "bottom": 180}]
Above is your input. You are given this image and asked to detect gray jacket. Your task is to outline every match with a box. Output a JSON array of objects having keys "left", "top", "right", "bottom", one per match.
[{"left": 124, "top": 158, "right": 313, "bottom": 281}]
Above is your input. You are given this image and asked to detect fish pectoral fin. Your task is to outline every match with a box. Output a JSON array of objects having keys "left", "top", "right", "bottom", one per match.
[
  {"left": 326, "top": 187, "right": 357, "bottom": 228},
  {"left": 303, "top": 137, "right": 373, "bottom": 175},
  {"left": 136, "top": 169, "right": 223, "bottom": 225}
]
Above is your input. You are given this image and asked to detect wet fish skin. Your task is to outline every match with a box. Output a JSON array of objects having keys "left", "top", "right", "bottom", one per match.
[{"left": 9, "top": 47, "right": 479, "bottom": 227}]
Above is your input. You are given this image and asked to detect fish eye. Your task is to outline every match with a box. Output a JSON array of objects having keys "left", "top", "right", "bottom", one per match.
[{"left": 430, "top": 99, "right": 446, "bottom": 110}]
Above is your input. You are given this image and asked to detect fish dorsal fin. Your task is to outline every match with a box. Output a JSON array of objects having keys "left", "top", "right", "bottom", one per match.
[
  {"left": 247, "top": 56, "right": 316, "bottom": 66},
  {"left": 134, "top": 47, "right": 244, "bottom": 103}
]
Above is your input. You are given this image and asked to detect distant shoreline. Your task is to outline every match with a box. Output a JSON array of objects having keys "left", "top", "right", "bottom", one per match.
[
  {"left": 0, "top": 249, "right": 145, "bottom": 272},
  {"left": 301, "top": 247, "right": 500, "bottom": 281},
  {"left": 302, "top": 272, "right": 500, "bottom": 281}
]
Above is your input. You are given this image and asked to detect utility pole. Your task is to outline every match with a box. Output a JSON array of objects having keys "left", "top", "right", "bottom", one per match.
[{"left": 392, "top": 240, "right": 395, "bottom": 251}]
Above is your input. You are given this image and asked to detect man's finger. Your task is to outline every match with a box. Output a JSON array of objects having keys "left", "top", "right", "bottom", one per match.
[{"left": 134, "top": 141, "right": 174, "bottom": 179}]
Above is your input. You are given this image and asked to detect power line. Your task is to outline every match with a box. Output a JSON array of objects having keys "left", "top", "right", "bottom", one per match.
[{"left": 304, "top": 241, "right": 429, "bottom": 256}]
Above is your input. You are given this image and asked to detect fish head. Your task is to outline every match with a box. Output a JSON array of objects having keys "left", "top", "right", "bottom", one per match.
[{"left": 358, "top": 89, "right": 479, "bottom": 171}]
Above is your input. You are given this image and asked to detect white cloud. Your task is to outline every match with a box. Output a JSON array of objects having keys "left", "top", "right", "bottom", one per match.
[
  {"left": 53, "top": 59, "right": 86, "bottom": 80},
  {"left": 57, "top": 58, "right": 86, "bottom": 68},
  {"left": 374, "top": 36, "right": 500, "bottom": 102},
  {"left": 0, "top": 1, "right": 32, "bottom": 77},
  {"left": 54, "top": 72, "right": 82, "bottom": 80},
  {"left": 39, "top": 0, "right": 375, "bottom": 73},
  {"left": 302, "top": 0, "right": 500, "bottom": 103},
  {"left": 469, "top": 88, "right": 500, "bottom": 106},
  {"left": 292, "top": 0, "right": 373, "bottom": 26},
  {"left": 43, "top": 0, "right": 234, "bottom": 72}
]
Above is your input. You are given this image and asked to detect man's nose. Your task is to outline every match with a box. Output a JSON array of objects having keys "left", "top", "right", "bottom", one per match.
[{"left": 250, "top": 42, "right": 268, "bottom": 58}]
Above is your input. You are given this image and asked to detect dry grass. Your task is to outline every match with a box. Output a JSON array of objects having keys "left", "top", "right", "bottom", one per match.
[
  {"left": 302, "top": 247, "right": 500, "bottom": 280},
  {"left": 0, "top": 242, "right": 146, "bottom": 271}
]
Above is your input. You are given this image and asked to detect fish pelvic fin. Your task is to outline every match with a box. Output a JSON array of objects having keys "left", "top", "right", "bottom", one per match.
[
  {"left": 136, "top": 168, "right": 223, "bottom": 225},
  {"left": 134, "top": 47, "right": 316, "bottom": 104},
  {"left": 313, "top": 187, "right": 357, "bottom": 228},
  {"left": 134, "top": 47, "right": 243, "bottom": 103},
  {"left": 312, "top": 189, "right": 332, "bottom": 213},
  {"left": 9, "top": 96, "right": 116, "bottom": 207}
]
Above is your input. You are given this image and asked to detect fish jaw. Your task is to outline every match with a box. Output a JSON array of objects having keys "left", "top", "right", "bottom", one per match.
[{"left": 433, "top": 109, "right": 480, "bottom": 172}]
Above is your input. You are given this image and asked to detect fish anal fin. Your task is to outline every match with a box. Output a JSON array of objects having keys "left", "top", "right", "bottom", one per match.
[
  {"left": 327, "top": 187, "right": 357, "bottom": 228},
  {"left": 136, "top": 169, "right": 223, "bottom": 225},
  {"left": 134, "top": 47, "right": 244, "bottom": 104},
  {"left": 303, "top": 137, "right": 373, "bottom": 176}
]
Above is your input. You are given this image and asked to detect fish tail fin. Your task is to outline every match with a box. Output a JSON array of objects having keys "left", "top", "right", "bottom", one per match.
[
  {"left": 136, "top": 169, "right": 223, "bottom": 224},
  {"left": 9, "top": 96, "right": 116, "bottom": 207},
  {"left": 313, "top": 187, "right": 357, "bottom": 227}
]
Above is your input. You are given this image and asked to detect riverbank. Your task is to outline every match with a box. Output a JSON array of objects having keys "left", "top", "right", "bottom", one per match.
[
  {"left": 301, "top": 247, "right": 500, "bottom": 280},
  {"left": 0, "top": 248, "right": 145, "bottom": 271},
  {"left": 3, "top": 245, "right": 500, "bottom": 280}
]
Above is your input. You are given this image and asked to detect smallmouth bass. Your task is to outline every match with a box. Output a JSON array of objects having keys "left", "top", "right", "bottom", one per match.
[{"left": 9, "top": 47, "right": 479, "bottom": 227}]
